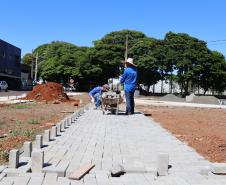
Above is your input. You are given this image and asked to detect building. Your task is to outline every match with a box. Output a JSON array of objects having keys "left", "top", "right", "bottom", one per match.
[{"left": 0, "top": 39, "right": 21, "bottom": 89}]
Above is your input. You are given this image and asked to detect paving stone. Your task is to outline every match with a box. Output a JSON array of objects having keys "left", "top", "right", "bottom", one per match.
[
  {"left": 157, "top": 153, "right": 169, "bottom": 176},
  {"left": 35, "top": 135, "right": 43, "bottom": 149},
  {"left": 42, "top": 173, "right": 58, "bottom": 185},
  {"left": 0, "top": 173, "right": 6, "bottom": 181},
  {"left": 210, "top": 163, "right": 226, "bottom": 174},
  {"left": 23, "top": 141, "right": 32, "bottom": 157},
  {"left": 31, "top": 150, "right": 44, "bottom": 173},
  {"left": 12, "top": 176, "right": 30, "bottom": 185},
  {"left": 51, "top": 126, "right": 57, "bottom": 139},
  {"left": 0, "top": 166, "right": 7, "bottom": 173},
  {"left": 44, "top": 129, "right": 51, "bottom": 142},
  {"left": 8, "top": 149, "right": 19, "bottom": 168},
  {"left": 0, "top": 108, "right": 222, "bottom": 184}
]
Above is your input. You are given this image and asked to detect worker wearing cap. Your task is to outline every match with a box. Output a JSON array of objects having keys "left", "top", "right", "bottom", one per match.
[
  {"left": 89, "top": 84, "right": 109, "bottom": 109},
  {"left": 120, "top": 58, "right": 138, "bottom": 115}
]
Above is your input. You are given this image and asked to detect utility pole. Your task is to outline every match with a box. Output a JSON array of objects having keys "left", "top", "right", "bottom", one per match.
[
  {"left": 124, "top": 35, "right": 128, "bottom": 62},
  {"left": 34, "top": 52, "right": 38, "bottom": 82},
  {"left": 31, "top": 50, "right": 34, "bottom": 80}
]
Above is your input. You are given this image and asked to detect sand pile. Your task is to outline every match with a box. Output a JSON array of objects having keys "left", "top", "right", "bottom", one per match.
[
  {"left": 25, "top": 82, "right": 69, "bottom": 102},
  {"left": 192, "top": 96, "right": 220, "bottom": 105},
  {"left": 159, "top": 94, "right": 185, "bottom": 102}
]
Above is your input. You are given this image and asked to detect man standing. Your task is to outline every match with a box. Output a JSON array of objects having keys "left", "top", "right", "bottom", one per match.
[
  {"left": 89, "top": 84, "right": 109, "bottom": 109},
  {"left": 120, "top": 58, "right": 138, "bottom": 115}
]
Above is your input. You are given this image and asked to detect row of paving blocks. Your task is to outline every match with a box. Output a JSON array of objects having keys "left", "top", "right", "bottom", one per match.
[{"left": 1, "top": 106, "right": 89, "bottom": 177}]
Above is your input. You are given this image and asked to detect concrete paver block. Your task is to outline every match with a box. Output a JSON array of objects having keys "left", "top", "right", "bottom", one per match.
[
  {"left": 157, "top": 153, "right": 169, "bottom": 176},
  {"left": 8, "top": 149, "right": 19, "bottom": 168},
  {"left": 110, "top": 164, "right": 125, "bottom": 177},
  {"left": 56, "top": 123, "right": 61, "bottom": 135},
  {"left": 51, "top": 126, "right": 57, "bottom": 139},
  {"left": 211, "top": 163, "right": 226, "bottom": 174},
  {"left": 31, "top": 150, "right": 44, "bottom": 173},
  {"left": 44, "top": 129, "right": 50, "bottom": 142},
  {"left": 23, "top": 141, "right": 32, "bottom": 157},
  {"left": 35, "top": 135, "right": 43, "bottom": 149}
]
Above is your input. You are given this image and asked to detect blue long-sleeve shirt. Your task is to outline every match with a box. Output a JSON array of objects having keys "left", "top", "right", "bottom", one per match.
[
  {"left": 120, "top": 67, "right": 138, "bottom": 92},
  {"left": 88, "top": 86, "right": 102, "bottom": 97}
]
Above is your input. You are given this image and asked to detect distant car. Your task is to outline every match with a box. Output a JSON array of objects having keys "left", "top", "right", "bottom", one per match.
[{"left": 0, "top": 81, "right": 8, "bottom": 92}]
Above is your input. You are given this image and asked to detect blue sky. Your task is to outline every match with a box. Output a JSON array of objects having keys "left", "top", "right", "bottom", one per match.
[{"left": 1, "top": 0, "right": 226, "bottom": 56}]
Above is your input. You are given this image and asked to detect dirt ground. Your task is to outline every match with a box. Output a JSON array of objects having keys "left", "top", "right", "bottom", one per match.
[
  {"left": 136, "top": 105, "right": 226, "bottom": 163},
  {"left": 0, "top": 93, "right": 89, "bottom": 163}
]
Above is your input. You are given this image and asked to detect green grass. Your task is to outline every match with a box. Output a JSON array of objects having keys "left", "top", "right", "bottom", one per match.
[
  {"left": 27, "top": 119, "right": 40, "bottom": 125},
  {"left": 0, "top": 150, "right": 9, "bottom": 161},
  {"left": 9, "top": 129, "right": 35, "bottom": 139},
  {"left": 9, "top": 103, "right": 36, "bottom": 109}
]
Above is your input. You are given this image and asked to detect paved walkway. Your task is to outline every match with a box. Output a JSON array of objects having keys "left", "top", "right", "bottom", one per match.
[{"left": 0, "top": 107, "right": 226, "bottom": 184}]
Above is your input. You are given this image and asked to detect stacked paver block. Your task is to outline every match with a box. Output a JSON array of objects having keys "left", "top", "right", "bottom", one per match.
[
  {"left": 35, "top": 135, "right": 43, "bottom": 149},
  {"left": 51, "top": 126, "right": 57, "bottom": 139},
  {"left": 31, "top": 150, "right": 44, "bottom": 173},
  {"left": 68, "top": 117, "right": 71, "bottom": 126},
  {"left": 44, "top": 129, "right": 50, "bottom": 142},
  {"left": 64, "top": 120, "right": 68, "bottom": 129},
  {"left": 60, "top": 121, "right": 65, "bottom": 132},
  {"left": 8, "top": 149, "right": 19, "bottom": 168},
  {"left": 211, "top": 163, "right": 226, "bottom": 174},
  {"left": 157, "top": 153, "right": 169, "bottom": 176},
  {"left": 23, "top": 141, "right": 32, "bottom": 157},
  {"left": 56, "top": 123, "right": 61, "bottom": 135}
]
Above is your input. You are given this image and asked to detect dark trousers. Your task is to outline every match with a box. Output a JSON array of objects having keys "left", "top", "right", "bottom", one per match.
[{"left": 125, "top": 91, "right": 135, "bottom": 114}]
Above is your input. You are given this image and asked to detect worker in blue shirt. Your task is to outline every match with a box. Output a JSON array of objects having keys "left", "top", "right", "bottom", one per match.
[
  {"left": 89, "top": 84, "right": 109, "bottom": 109},
  {"left": 120, "top": 58, "right": 138, "bottom": 115}
]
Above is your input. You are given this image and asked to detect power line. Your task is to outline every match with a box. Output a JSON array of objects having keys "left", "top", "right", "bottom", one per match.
[
  {"left": 207, "top": 39, "right": 226, "bottom": 43},
  {"left": 207, "top": 42, "right": 226, "bottom": 46}
]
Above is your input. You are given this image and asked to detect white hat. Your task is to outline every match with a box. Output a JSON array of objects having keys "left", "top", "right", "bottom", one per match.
[{"left": 125, "top": 58, "right": 137, "bottom": 67}]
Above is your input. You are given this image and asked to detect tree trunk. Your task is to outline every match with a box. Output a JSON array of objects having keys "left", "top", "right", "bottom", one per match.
[
  {"left": 147, "top": 84, "right": 150, "bottom": 95},
  {"left": 153, "top": 84, "right": 155, "bottom": 94}
]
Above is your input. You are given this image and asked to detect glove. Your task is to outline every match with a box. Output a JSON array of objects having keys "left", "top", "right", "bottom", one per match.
[{"left": 91, "top": 98, "right": 94, "bottom": 103}]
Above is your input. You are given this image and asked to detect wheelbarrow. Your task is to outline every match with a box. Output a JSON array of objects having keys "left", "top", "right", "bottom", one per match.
[{"left": 101, "top": 92, "right": 123, "bottom": 115}]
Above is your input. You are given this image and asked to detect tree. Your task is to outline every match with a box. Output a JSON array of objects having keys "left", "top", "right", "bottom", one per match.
[
  {"left": 129, "top": 38, "right": 161, "bottom": 92},
  {"left": 91, "top": 29, "right": 147, "bottom": 82},
  {"left": 29, "top": 41, "right": 102, "bottom": 90},
  {"left": 199, "top": 51, "right": 226, "bottom": 94},
  {"left": 22, "top": 53, "right": 33, "bottom": 66},
  {"left": 164, "top": 32, "right": 210, "bottom": 95}
]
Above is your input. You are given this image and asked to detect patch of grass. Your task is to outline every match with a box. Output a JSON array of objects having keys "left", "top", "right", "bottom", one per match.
[
  {"left": 15, "top": 120, "right": 23, "bottom": 125},
  {"left": 9, "top": 129, "right": 35, "bottom": 139},
  {"left": 9, "top": 129, "right": 22, "bottom": 137},
  {"left": 9, "top": 103, "right": 36, "bottom": 109},
  {"left": 23, "top": 129, "right": 35, "bottom": 139},
  {"left": 0, "top": 150, "right": 9, "bottom": 161},
  {"left": 27, "top": 119, "right": 40, "bottom": 125}
]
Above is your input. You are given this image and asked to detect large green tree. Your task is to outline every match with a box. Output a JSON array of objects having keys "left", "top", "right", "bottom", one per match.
[
  {"left": 32, "top": 41, "right": 102, "bottom": 89},
  {"left": 129, "top": 38, "right": 161, "bottom": 91},
  {"left": 164, "top": 32, "right": 210, "bottom": 95},
  {"left": 198, "top": 51, "right": 226, "bottom": 94},
  {"left": 22, "top": 53, "right": 33, "bottom": 66},
  {"left": 91, "top": 29, "right": 147, "bottom": 82}
]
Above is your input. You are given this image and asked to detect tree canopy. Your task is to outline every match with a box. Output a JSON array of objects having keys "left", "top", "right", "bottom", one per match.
[{"left": 22, "top": 30, "right": 226, "bottom": 94}]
